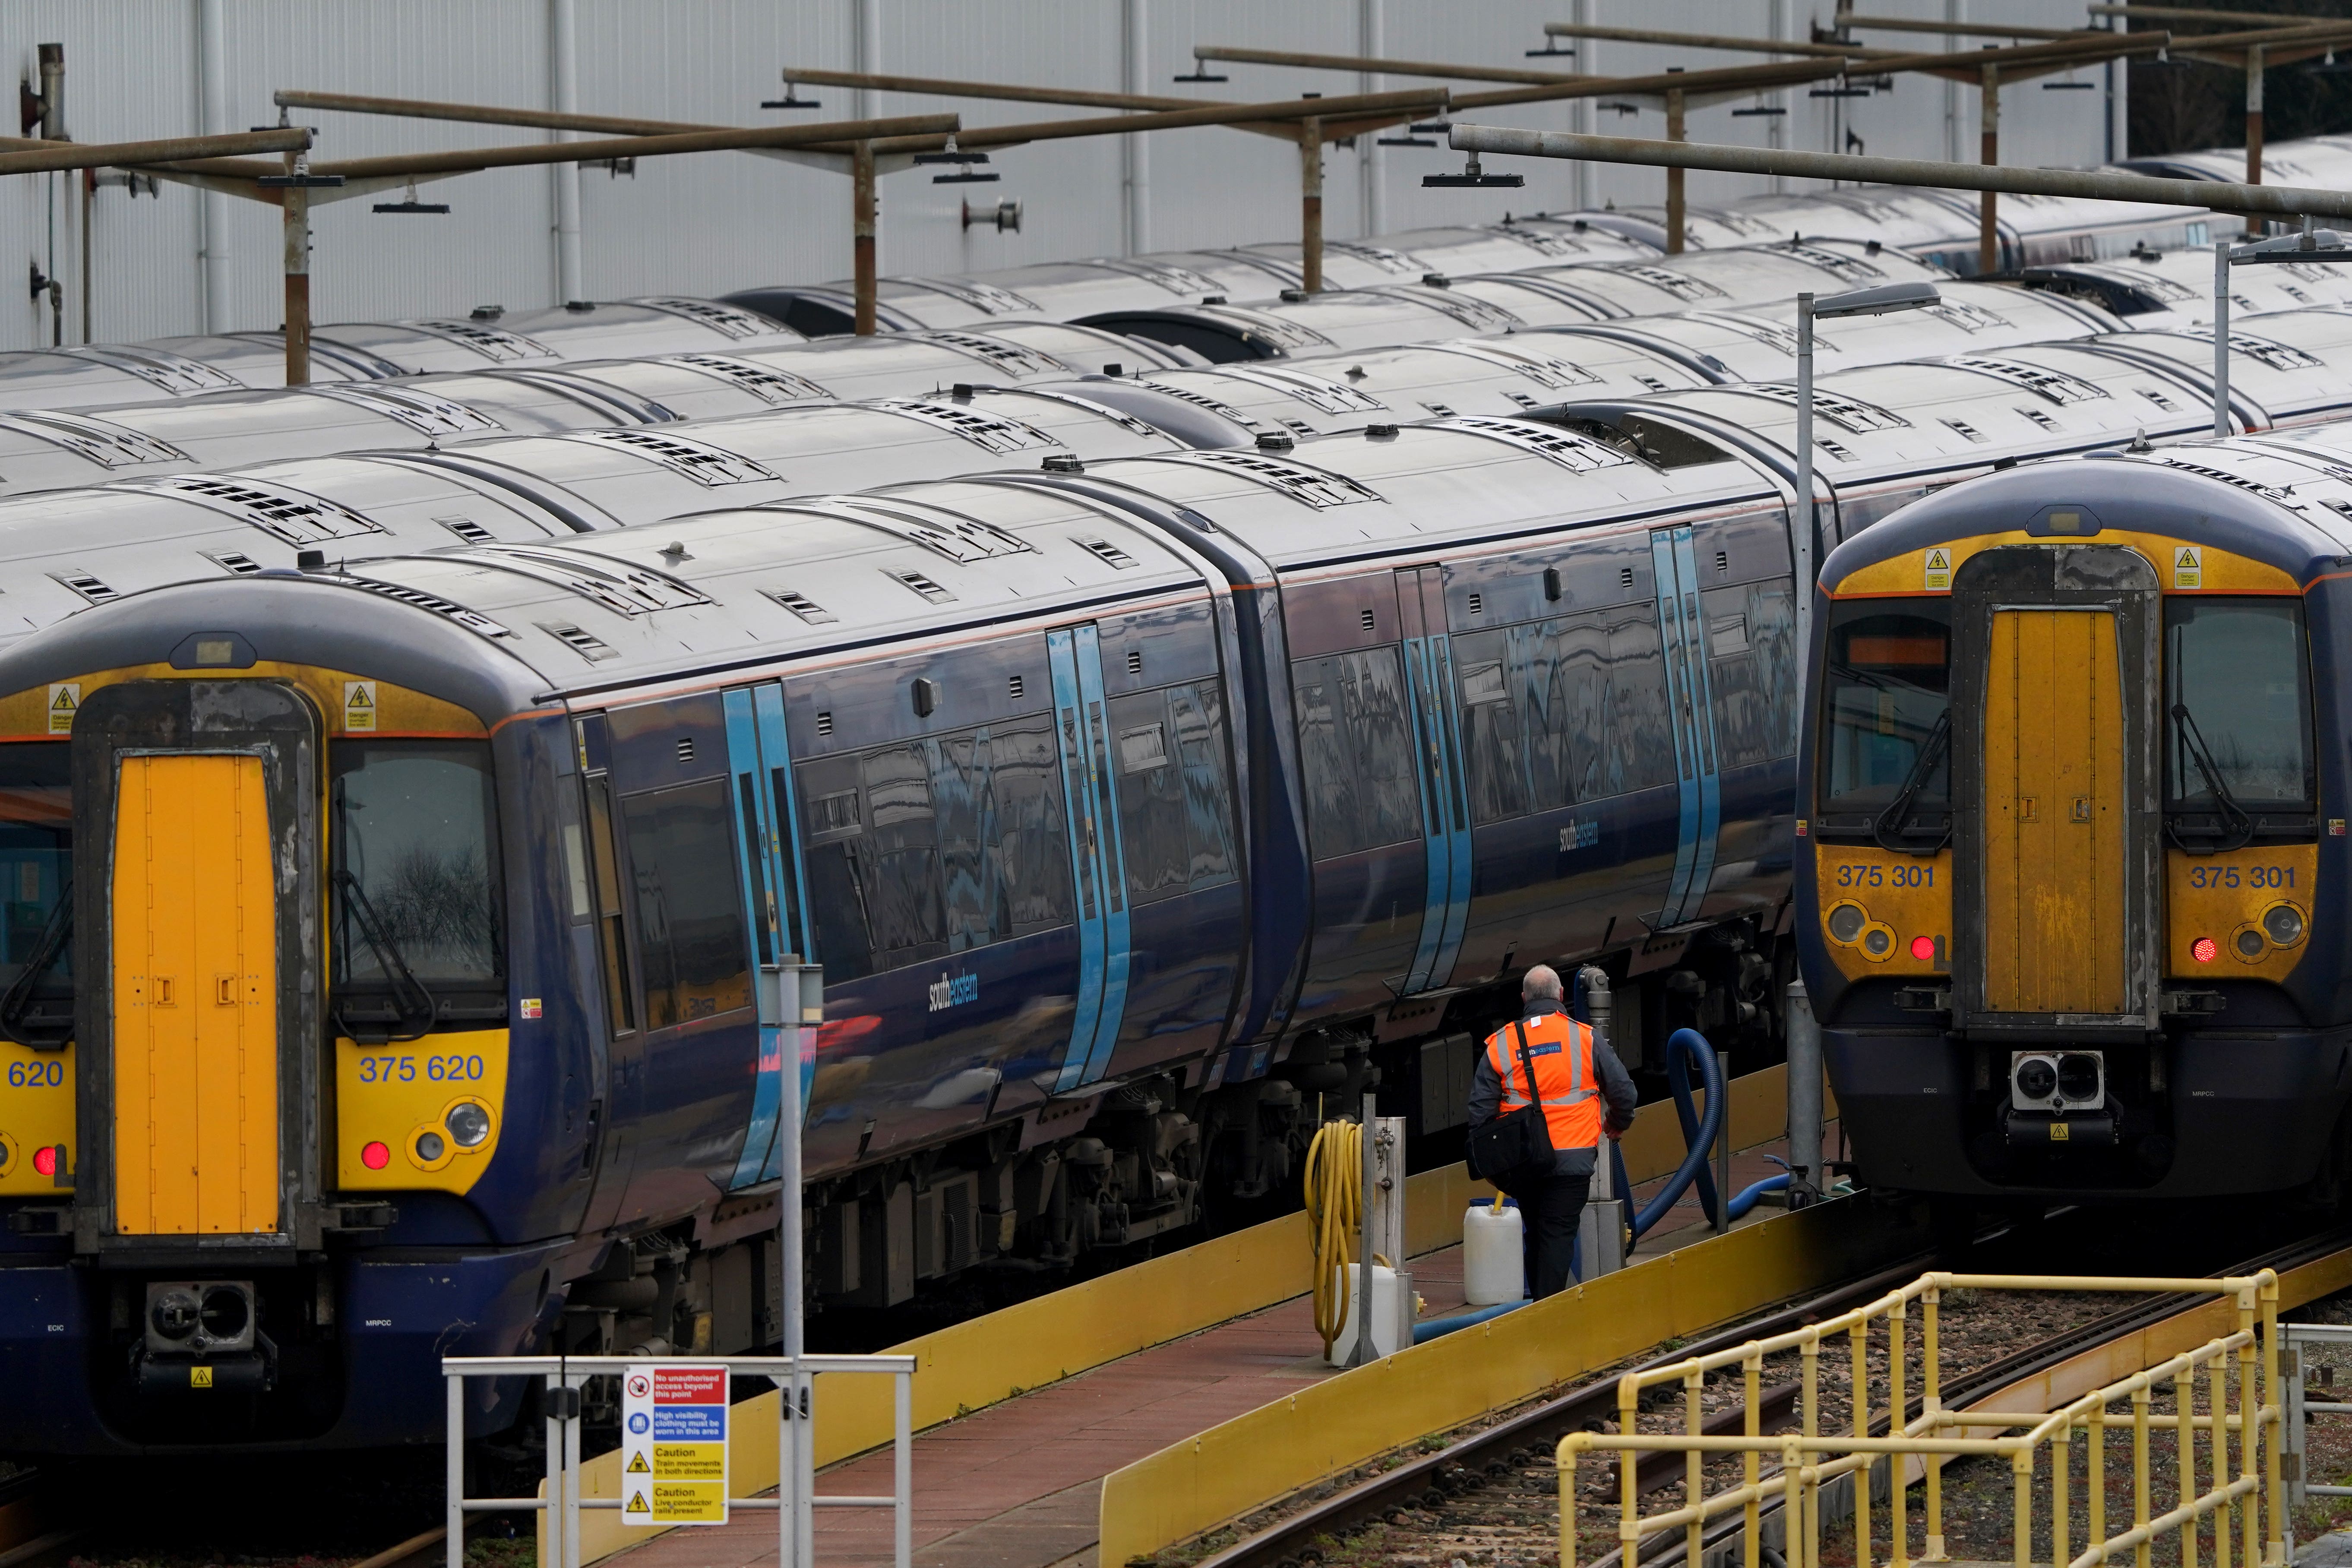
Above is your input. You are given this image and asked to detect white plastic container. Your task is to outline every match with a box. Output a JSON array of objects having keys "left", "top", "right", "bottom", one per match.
[
  {"left": 1325, "top": 1263, "right": 1403, "bottom": 1365},
  {"left": 1463, "top": 1202, "right": 1527, "bottom": 1306}
]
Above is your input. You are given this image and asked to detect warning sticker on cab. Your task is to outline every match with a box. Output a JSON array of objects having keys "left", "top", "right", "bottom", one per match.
[
  {"left": 342, "top": 680, "right": 379, "bottom": 733},
  {"left": 1923, "top": 548, "right": 1952, "bottom": 592},
  {"left": 2172, "top": 545, "right": 2201, "bottom": 590},
  {"left": 621, "top": 1363, "right": 729, "bottom": 1524},
  {"left": 45, "top": 683, "right": 78, "bottom": 736}
]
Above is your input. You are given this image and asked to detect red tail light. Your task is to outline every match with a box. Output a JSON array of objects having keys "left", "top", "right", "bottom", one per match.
[{"left": 2192, "top": 936, "right": 2219, "bottom": 964}]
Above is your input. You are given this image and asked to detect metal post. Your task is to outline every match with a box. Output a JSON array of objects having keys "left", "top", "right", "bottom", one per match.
[
  {"left": 1350, "top": 1090, "right": 1377, "bottom": 1366},
  {"left": 1665, "top": 79, "right": 1686, "bottom": 254},
  {"left": 777, "top": 959, "right": 819, "bottom": 1568},
  {"left": 1786, "top": 980, "right": 1822, "bottom": 1208},
  {"left": 1359, "top": 0, "right": 1386, "bottom": 237},
  {"left": 2215, "top": 238, "right": 2232, "bottom": 437},
  {"left": 852, "top": 141, "right": 878, "bottom": 335},
  {"left": 1978, "top": 62, "right": 1999, "bottom": 276},
  {"left": 894, "top": 1367, "right": 913, "bottom": 1568},
  {"left": 544, "top": 1371, "right": 566, "bottom": 1568},
  {"left": 2245, "top": 44, "right": 2264, "bottom": 237},
  {"left": 549, "top": 0, "right": 585, "bottom": 305},
  {"left": 1714, "top": 1050, "right": 1733, "bottom": 1234},
  {"left": 197, "top": 0, "right": 233, "bottom": 333},
  {"left": 564, "top": 1372, "right": 583, "bottom": 1568},
  {"left": 1300, "top": 116, "right": 1324, "bottom": 293},
  {"left": 283, "top": 184, "right": 311, "bottom": 386},
  {"left": 1795, "top": 289, "right": 1817, "bottom": 697},
  {"left": 446, "top": 1373, "right": 465, "bottom": 1568}
]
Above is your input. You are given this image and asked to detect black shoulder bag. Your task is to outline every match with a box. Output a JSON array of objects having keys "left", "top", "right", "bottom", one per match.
[{"left": 1467, "top": 1022, "right": 1558, "bottom": 1197}]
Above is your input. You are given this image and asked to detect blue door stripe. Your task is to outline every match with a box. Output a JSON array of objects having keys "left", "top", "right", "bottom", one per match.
[
  {"left": 1427, "top": 630, "right": 1474, "bottom": 988},
  {"left": 1399, "top": 634, "right": 1447, "bottom": 995},
  {"left": 1075, "top": 624, "right": 1133, "bottom": 1085},
  {"left": 1671, "top": 531, "right": 1725, "bottom": 922},
  {"left": 1049, "top": 630, "right": 1108, "bottom": 1093},
  {"left": 1651, "top": 531, "right": 1701, "bottom": 926},
  {"left": 751, "top": 683, "right": 812, "bottom": 1182},
  {"left": 723, "top": 688, "right": 785, "bottom": 1192}
]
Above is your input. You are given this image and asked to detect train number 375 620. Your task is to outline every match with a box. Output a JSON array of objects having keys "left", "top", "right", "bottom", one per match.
[
  {"left": 2185, "top": 865, "right": 2296, "bottom": 889},
  {"left": 355, "top": 1054, "right": 488, "bottom": 1085}
]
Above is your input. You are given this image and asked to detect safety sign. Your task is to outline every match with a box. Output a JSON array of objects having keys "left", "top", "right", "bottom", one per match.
[{"left": 620, "top": 1363, "right": 730, "bottom": 1525}]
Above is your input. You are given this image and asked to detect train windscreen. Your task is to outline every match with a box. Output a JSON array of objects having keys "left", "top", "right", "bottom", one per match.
[
  {"left": 329, "top": 740, "right": 506, "bottom": 1036},
  {"left": 0, "top": 743, "right": 70, "bottom": 1043},
  {"left": 2164, "top": 598, "right": 2313, "bottom": 821},
  {"left": 1818, "top": 601, "right": 1952, "bottom": 818}
]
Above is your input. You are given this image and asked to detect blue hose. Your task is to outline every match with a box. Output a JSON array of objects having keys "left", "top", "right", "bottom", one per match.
[
  {"left": 1625, "top": 1029, "right": 1799, "bottom": 1245},
  {"left": 1412, "top": 1299, "right": 1528, "bottom": 1342}
]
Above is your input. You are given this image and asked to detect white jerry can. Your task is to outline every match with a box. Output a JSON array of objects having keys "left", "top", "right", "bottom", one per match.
[
  {"left": 1325, "top": 1263, "right": 1404, "bottom": 1365},
  {"left": 1463, "top": 1201, "right": 1527, "bottom": 1306}
]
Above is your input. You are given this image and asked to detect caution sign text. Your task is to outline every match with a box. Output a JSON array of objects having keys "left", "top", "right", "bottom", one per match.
[
  {"left": 2172, "top": 545, "right": 2202, "bottom": 590},
  {"left": 46, "top": 683, "right": 78, "bottom": 736},
  {"left": 1922, "top": 548, "right": 1952, "bottom": 592},
  {"left": 620, "top": 1363, "right": 730, "bottom": 1525},
  {"left": 342, "top": 680, "right": 379, "bottom": 733}
]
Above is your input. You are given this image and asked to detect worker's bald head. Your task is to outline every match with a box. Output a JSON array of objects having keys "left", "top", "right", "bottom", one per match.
[{"left": 1522, "top": 965, "right": 1565, "bottom": 1007}]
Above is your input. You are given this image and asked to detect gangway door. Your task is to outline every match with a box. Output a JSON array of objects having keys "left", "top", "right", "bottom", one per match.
[{"left": 1951, "top": 544, "right": 2160, "bottom": 1031}]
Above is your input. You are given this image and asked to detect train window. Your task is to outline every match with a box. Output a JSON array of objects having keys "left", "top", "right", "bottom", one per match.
[
  {"left": 1110, "top": 695, "right": 1190, "bottom": 905},
  {"left": 1451, "top": 649, "right": 1529, "bottom": 824},
  {"left": 1703, "top": 581, "right": 1799, "bottom": 771},
  {"left": 619, "top": 779, "right": 752, "bottom": 1029},
  {"left": 1453, "top": 607, "right": 1678, "bottom": 819},
  {"left": 2165, "top": 599, "right": 2314, "bottom": 814},
  {"left": 0, "top": 743, "right": 71, "bottom": 1040},
  {"left": 860, "top": 747, "right": 948, "bottom": 966},
  {"left": 329, "top": 743, "right": 506, "bottom": 1029},
  {"left": 583, "top": 776, "right": 634, "bottom": 1034},
  {"left": 1169, "top": 684, "right": 1238, "bottom": 889},
  {"left": 980, "top": 724, "right": 1078, "bottom": 935},
  {"left": 1292, "top": 648, "right": 1421, "bottom": 859},
  {"left": 1818, "top": 602, "right": 1952, "bottom": 812}
]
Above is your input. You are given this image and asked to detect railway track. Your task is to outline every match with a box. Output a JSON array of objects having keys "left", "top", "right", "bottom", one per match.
[{"left": 1185, "top": 1208, "right": 2352, "bottom": 1568}]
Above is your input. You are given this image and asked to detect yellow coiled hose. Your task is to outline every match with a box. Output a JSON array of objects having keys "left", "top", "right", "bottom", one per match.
[{"left": 1304, "top": 1120, "right": 1361, "bottom": 1356}]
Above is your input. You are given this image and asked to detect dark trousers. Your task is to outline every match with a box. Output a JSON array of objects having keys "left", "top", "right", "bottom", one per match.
[{"left": 1520, "top": 1170, "right": 1592, "bottom": 1300}]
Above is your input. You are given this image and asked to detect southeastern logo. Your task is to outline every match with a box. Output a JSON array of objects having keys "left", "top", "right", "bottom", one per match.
[{"left": 927, "top": 972, "right": 979, "bottom": 1012}]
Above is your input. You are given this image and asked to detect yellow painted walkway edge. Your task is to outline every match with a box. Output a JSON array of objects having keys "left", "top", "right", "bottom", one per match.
[
  {"left": 1096, "top": 1192, "right": 1925, "bottom": 1568},
  {"left": 563, "top": 1062, "right": 1826, "bottom": 1564}
]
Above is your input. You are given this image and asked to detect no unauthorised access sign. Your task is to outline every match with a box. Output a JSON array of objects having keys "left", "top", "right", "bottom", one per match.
[{"left": 620, "top": 1363, "right": 730, "bottom": 1524}]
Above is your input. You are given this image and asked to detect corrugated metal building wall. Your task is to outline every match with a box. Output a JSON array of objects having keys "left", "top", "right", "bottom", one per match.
[{"left": 0, "top": 0, "right": 2120, "bottom": 352}]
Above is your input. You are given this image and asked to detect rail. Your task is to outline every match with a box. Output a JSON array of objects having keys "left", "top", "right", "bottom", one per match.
[
  {"left": 441, "top": 1352, "right": 915, "bottom": 1568},
  {"left": 1555, "top": 1269, "right": 2283, "bottom": 1568}
]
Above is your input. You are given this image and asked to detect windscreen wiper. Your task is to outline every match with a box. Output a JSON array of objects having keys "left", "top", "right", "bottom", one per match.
[
  {"left": 2168, "top": 701, "right": 2257, "bottom": 854},
  {"left": 332, "top": 869, "right": 438, "bottom": 1043},
  {"left": 0, "top": 888, "right": 71, "bottom": 1049},
  {"left": 1872, "top": 708, "right": 1953, "bottom": 854}
]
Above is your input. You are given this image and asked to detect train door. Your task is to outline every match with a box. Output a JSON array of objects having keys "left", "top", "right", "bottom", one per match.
[
  {"left": 1650, "top": 525, "right": 1723, "bottom": 928},
  {"left": 1047, "top": 625, "right": 1134, "bottom": 1091},
  {"left": 723, "top": 683, "right": 814, "bottom": 1190},
  {"left": 111, "top": 753, "right": 279, "bottom": 1235},
  {"left": 1395, "top": 566, "right": 1473, "bottom": 993},
  {"left": 1950, "top": 544, "right": 2161, "bottom": 1028}
]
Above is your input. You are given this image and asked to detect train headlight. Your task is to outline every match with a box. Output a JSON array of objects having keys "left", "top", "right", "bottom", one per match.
[
  {"left": 148, "top": 1287, "right": 199, "bottom": 1344},
  {"left": 2015, "top": 1058, "right": 2058, "bottom": 1102},
  {"left": 199, "top": 1285, "right": 250, "bottom": 1345},
  {"left": 2056, "top": 1053, "right": 2102, "bottom": 1103},
  {"left": 2263, "top": 903, "right": 2306, "bottom": 947},
  {"left": 1827, "top": 902, "right": 1867, "bottom": 943},
  {"left": 446, "top": 1101, "right": 492, "bottom": 1149},
  {"left": 410, "top": 1127, "right": 449, "bottom": 1169},
  {"left": 2235, "top": 927, "right": 2267, "bottom": 961},
  {"left": 0, "top": 1133, "right": 12, "bottom": 1175},
  {"left": 1862, "top": 926, "right": 1893, "bottom": 958}
]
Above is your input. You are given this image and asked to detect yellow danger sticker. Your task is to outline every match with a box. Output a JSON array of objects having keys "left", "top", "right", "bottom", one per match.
[
  {"left": 343, "top": 680, "right": 379, "bottom": 733},
  {"left": 626, "top": 1490, "right": 650, "bottom": 1515},
  {"left": 46, "top": 683, "right": 78, "bottom": 736},
  {"left": 1923, "top": 548, "right": 1952, "bottom": 592},
  {"left": 190, "top": 1365, "right": 214, "bottom": 1388},
  {"left": 2172, "top": 545, "right": 2202, "bottom": 590},
  {"left": 627, "top": 1451, "right": 651, "bottom": 1473}
]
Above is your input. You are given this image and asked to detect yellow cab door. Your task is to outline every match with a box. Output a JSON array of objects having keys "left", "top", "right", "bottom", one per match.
[
  {"left": 1951, "top": 540, "right": 2160, "bottom": 1030},
  {"left": 111, "top": 753, "right": 278, "bottom": 1235}
]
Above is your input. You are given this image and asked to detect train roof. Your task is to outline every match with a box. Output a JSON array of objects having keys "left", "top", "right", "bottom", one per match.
[
  {"left": 1126, "top": 335, "right": 1711, "bottom": 438},
  {"left": 1503, "top": 239, "right": 1944, "bottom": 320},
  {"left": 1815, "top": 447, "right": 2352, "bottom": 594},
  {"left": 2066, "top": 312, "right": 2352, "bottom": 431},
  {"left": 1559, "top": 343, "right": 2222, "bottom": 497},
  {"left": 1367, "top": 221, "right": 1657, "bottom": 272},
  {"left": 1074, "top": 417, "right": 1780, "bottom": 575},
  {"left": 1546, "top": 281, "right": 2118, "bottom": 386},
  {"left": 727, "top": 250, "right": 1308, "bottom": 335}
]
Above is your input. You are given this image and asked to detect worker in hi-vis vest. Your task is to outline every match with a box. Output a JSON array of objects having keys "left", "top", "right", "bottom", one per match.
[{"left": 1467, "top": 965, "right": 1638, "bottom": 1299}]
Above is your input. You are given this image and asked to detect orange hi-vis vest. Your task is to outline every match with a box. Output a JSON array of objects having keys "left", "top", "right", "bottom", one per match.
[{"left": 1484, "top": 1012, "right": 1603, "bottom": 1152}]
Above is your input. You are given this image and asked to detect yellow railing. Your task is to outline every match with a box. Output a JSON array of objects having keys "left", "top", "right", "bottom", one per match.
[{"left": 1556, "top": 1269, "right": 2284, "bottom": 1568}]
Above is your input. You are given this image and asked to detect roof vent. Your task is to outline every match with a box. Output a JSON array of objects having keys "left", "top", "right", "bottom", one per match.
[
  {"left": 297, "top": 549, "right": 327, "bottom": 571},
  {"left": 1255, "top": 430, "right": 1296, "bottom": 452},
  {"left": 1278, "top": 288, "right": 1309, "bottom": 303},
  {"left": 889, "top": 569, "right": 956, "bottom": 604},
  {"left": 1075, "top": 536, "right": 1137, "bottom": 569},
  {"left": 51, "top": 570, "right": 118, "bottom": 603},
  {"left": 541, "top": 623, "right": 618, "bottom": 661},
  {"left": 207, "top": 550, "right": 263, "bottom": 576},
  {"left": 439, "top": 516, "right": 495, "bottom": 545},
  {"left": 765, "top": 588, "right": 836, "bottom": 623},
  {"left": 1422, "top": 272, "right": 1451, "bottom": 288},
  {"left": 1043, "top": 453, "right": 1084, "bottom": 473},
  {"left": 1366, "top": 424, "right": 1398, "bottom": 440},
  {"left": 470, "top": 304, "right": 505, "bottom": 320},
  {"left": 557, "top": 427, "right": 779, "bottom": 485},
  {"left": 1200, "top": 294, "right": 1227, "bottom": 306},
  {"left": 565, "top": 300, "right": 597, "bottom": 313},
  {"left": 666, "top": 354, "right": 828, "bottom": 404}
]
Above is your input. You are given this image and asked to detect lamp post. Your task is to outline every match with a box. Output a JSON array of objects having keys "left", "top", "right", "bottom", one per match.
[
  {"left": 1794, "top": 281, "right": 1942, "bottom": 688},
  {"left": 2213, "top": 223, "right": 2352, "bottom": 437}
]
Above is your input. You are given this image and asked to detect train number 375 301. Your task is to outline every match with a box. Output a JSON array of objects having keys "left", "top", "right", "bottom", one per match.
[
  {"left": 1833, "top": 863, "right": 1936, "bottom": 888},
  {"left": 356, "top": 1054, "right": 488, "bottom": 1085},
  {"left": 2185, "top": 865, "right": 2295, "bottom": 889}
]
